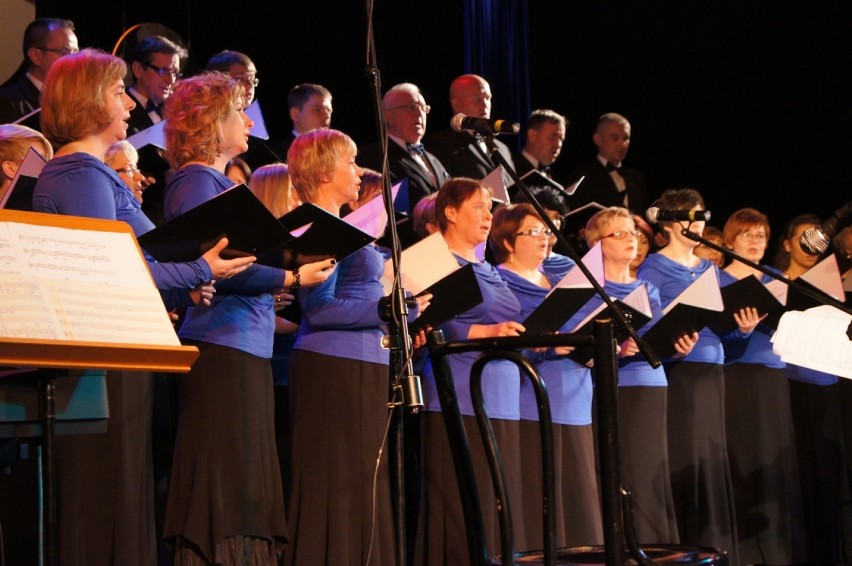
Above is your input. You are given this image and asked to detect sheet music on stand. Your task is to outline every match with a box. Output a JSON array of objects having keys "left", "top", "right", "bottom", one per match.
[{"left": 772, "top": 305, "right": 852, "bottom": 379}]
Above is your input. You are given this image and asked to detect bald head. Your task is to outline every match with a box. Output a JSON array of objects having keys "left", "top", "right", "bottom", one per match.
[{"left": 449, "top": 74, "right": 492, "bottom": 119}]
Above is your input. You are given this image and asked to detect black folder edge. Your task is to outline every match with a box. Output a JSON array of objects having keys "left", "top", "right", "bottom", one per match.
[
  {"left": 709, "top": 275, "right": 785, "bottom": 335},
  {"left": 561, "top": 201, "right": 606, "bottom": 235},
  {"left": 565, "top": 299, "right": 653, "bottom": 365},
  {"left": 521, "top": 287, "right": 598, "bottom": 335},
  {"left": 0, "top": 147, "right": 47, "bottom": 211},
  {"left": 409, "top": 263, "right": 483, "bottom": 332},
  {"left": 641, "top": 303, "right": 721, "bottom": 361},
  {"left": 138, "top": 184, "right": 294, "bottom": 262},
  {"left": 274, "top": 203, "right": 376, "bottom": 268}
]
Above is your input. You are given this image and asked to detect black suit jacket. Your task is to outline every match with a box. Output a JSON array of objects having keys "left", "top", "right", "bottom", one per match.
[
  {"left": 511, "top": 151, "right": 536, "bottom": 179},
  {"left": 424, "top": 129, "right": 515, "bottom": 186},
  {"left": 126, "top": 91, "right": 171, "bottom": 226},
  {"left": 567, "top": 159, "right": 648, "bottom": 216},
  {"left": 269, "top": 132, "right": 297, "bottom": 163},
  {"left": 358, "top": 139, "right": 449, "bottom": 246},
  {"left": 0, "top": 74, "right": 40, "bottom": 125}
]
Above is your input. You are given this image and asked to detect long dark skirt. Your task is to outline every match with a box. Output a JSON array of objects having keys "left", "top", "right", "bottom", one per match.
[
  {"left": 416, "top": 412, "right": 526, "bottom": 565},
  {"left": 56, "top": 370, "right": 156, "bottom": 566},
  {"left": 789, "top": 378, "right": 852, "bottom": 564},
  {"left": 285, "top": 350, "right": 394, "bottom": 566},
  {"left": 164, "top": 342, "right": 286, "bottom": 565},
  {"left": 618, "top": 386, "right": 679, "bottom": 544},
  {"left": 519, "top": 420, "right": 602, "bottom": 549},
  {"left": 665, "top": 361, "right": 738, "bottom": 564},
  {"left": 726, "top": 363, "right": 806, "bottom": 564}
]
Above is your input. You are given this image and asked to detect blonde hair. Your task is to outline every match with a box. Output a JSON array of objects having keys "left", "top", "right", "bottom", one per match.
[
  {"left": 585, "top": 206, "right": 634, "bottom": 247},
  {"left": 163, "top": 72, "right": 244, "bottom": 168},
  {"left": 40, "top": 49, "right": 127, "bottom": 145},
  {"left": 287, "top": 128, "right": 356, "bottom": 204},
  {"left": 0, "top": 124, "right": 53, "bottom": 185},
  {"left": 249, "top": 163, "right": 300, "bottom": 218}
]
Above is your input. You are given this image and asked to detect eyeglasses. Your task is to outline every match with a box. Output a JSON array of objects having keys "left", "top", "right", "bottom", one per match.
[
  {"left": 601, "top": 230, "right": 642, "bottom": 240},
  {"left": 516, "top": 227, "right": 553, "bottom": 238},
  {"left": 143, "top": 62, "right": 182, "bottom": 79},
  {"left": 38, "top": 46, "right": 78, "bottom": 56},
  {"left": 738, "top": 231, "right": 767, "bottom": 242},
  {"left": 388, "top": 102, "right": 431, "bottom": 114},
  {"left": 547, "top": 216, "right": 563, "bottom": 229},
  {"left": 234, "top": 74, "right": 259, "bottom": 88},
  {"left": 113, "top": 164, "right": 140, "bottom": 177}
]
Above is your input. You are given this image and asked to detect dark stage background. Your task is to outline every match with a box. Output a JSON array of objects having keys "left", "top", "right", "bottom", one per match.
[{"left": 31, "top": 0, "right": 852, "bottom": 246}]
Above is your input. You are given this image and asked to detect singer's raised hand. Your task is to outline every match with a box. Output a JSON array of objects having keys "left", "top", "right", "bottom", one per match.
[
  {"left": 672, "top": 331, "right": 699, "bottom": 359},
  {"left": 201, "top": 237, "right": 256, "bottom": 279},
  {"left": 733, "top": 307, "right": 765, "bottom": 335}
]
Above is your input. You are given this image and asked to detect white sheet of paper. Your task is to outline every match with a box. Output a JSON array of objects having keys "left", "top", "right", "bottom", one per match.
[
  {"left": 481, "top": 166, "right": 510, "bottom": 203},
  {"left": 342, "top": 181, "right": 401, "bottom": 239},
  {"left": 126, "top": 121, "right": 165, "bottom": 150},
  {"left": 245, "top": 99, "right": 269, "bottom": 140},
  {"left": 772, "top": 305, "right": 852, "bottom": 379},
  {"left": 800, "top": 254, "right": 844, "bottom": 301},
  {"left": 662, "top": 268, "right": 724, "bottom": 315},
  {"left": 550, "top": 242, "right": 605, "bottom": 291},
  {"left": 382, "top": 232, "right": 458, "bottom": 295}
]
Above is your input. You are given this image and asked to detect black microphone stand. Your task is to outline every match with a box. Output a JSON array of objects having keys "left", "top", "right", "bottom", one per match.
[
  {"left": 480, "top": 131, "right": 662, "bottom": 564},
  {"left": 680, "top": 228, "right": 852, "bottom": 335},
  {"left": 364, "top": 2, "right": 423, "bottom": 565}
]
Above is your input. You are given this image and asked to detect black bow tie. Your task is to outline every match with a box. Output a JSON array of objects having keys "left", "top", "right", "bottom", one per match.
[
  {"left": 407, "top": 143, "right": 425, "bottom": 156},
  {"left": 605, "top": 162, "right": 625, "bottom": 177},
  {"left": 538, "top": 164, "right": 552, "bottom": 176},
  {"left": 145, "top": 100, "right": 162, "bottom": 115}
]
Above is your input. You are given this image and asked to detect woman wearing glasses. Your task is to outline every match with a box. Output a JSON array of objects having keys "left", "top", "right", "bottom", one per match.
[
  {"left": 719, "top": 208, "right": 805, "bottom": 564},
  {"left": 105, "top": 140, "right": 148, "bottom": 203},
  {"left": 489, "top": 203, "right": 603, "bottom": 548},
  {"left": 637, "top": 189, "right": 759, "bottom": 564},
  {"left": 580, "top": 207, "right": 698, "bottom": 544}
]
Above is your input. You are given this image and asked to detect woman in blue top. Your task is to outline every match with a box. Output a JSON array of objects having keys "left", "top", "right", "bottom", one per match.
[
  {"left": 284, "top": 128, "right": 425, "bottom": 566},
  {"left": 719, "top": 207, "right": 805, "bottom": 564},
  {"left": 490, "top": 203, "right": 603, "bottom": 548},
  {"left": 160, "top": 73, "right": 336, "bottom": 566},
  {"left": 583, "top": 207, "right": 697, "bottom": 544},
  {"left": 30, "top": 50, "right": 256, "bottom": 566},
  {"left": 637, "top": 188, "right": 760, "bottom": 564},
  {"left": 417, "top": 178, "right": 526, "bottom": 564}
]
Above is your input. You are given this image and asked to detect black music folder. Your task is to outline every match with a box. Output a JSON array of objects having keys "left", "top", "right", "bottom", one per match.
[
  {"left": 138, "top": 184, "right": 294, "bottom": 262},
  {"left": 409, "top": 263, "right": 483, "bottom": 332},
  {"left": 561, "top": 201, "right": 606, "bottom": 236},
  {"left": 640, "top": 269, "right": 724, "bottom": 360},
  {"left": 710, "top": 275, "right": 785, "bottom": 334},
  {"left": 276, "top": 203, "right": 377, "bottom": 268},
  {"left": 0, "top": 147, "right": 47, "bottom": 211}
]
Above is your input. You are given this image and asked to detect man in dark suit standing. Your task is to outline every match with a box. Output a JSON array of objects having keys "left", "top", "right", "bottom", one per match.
[
  {"left": 424, "top": 74, "right": 515, "bottom": 186},
  {"left": 125, "top": 35, "right": 186, "bottom": 226},
  {"left": 513, "top": 108, "right": 567, "bottom": 179},
  {"left": 269, "top": 83, "right": 333, "bottom": 162},
  {"left": 567, "top": 112, "right": 648, "bottom": 215},
  {"left": 359, "top": 83, "right": 449, "bottom": 246},
  {"left": 0, "top": 18, "right": 78, "bottom": 125}
]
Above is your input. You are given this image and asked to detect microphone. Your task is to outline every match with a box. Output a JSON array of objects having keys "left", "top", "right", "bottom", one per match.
[
  {"left": 450, "top": 113, "right": 520, "bottom": 135},
  {"left": 799, "top": 200, "right": 852, "bottom": 255},
  {"left": 646, "top": 207, "right": 711, "bottom": 224}
]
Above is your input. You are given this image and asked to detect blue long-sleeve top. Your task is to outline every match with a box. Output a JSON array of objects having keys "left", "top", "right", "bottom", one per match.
[
  {"left": 32, "top": 153, "right": 211, "bottom": 309},
  {"left": 497, "top": 262, "right": 593, "bottom": 425},
  {"left": 164, "top": 164, "right": 285, "bottom": 358},
  {"left": 421, "top": 257, "right": 522, "bottom": 420},
  {"left": 563, "top": 279, "right": 669, "bottom": 387},
  {"left": 294, "top": 244, "right": 418, "bottom": 365},
  {"left": 786, "top": 364, "right": 839, "bottom": 385},
  {"left": 718, "top": 269, "right": 785, "bottom": 368},
  {"left": 637, "top": 253, "right": 724, "bottom": 364}
]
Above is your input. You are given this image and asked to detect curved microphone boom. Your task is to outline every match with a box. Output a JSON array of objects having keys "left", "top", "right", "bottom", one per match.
[
  {"left": 450, "top": 113, "right": 520, "bottom": 135},
  {"left": 799, "top": 200, "right": 852, "bottom": 256},
  {"left": 646, "top": 207, "right": 711, "bottom": 224}
]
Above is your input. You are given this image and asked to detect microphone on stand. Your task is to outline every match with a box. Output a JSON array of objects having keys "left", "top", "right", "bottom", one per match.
[
  {"left": 799, "top": 200, "right": 852, "bottom": 256},
  {"left": 450, "top": 113, "right": 520, "bottom": 135},
  {"left": 646, "top": 207, "right": 711, "bottom": 224}
]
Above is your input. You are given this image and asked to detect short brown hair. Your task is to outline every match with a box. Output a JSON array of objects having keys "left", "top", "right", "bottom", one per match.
[
  {"left": 163, "top": 72, "right": 244, "bottom": 168},
  {"left": 585, "top": 206, "right": 634, "bottom": 247},
  {"left": 723, "top": 208, "right": 770, "bottom": 248},
  {"left": 40, "top": 49, "right": 127, "bottom": 145},
  {"left": 435, "top": 177, "right": 492, "bottom": 233},
  {"left": 489, "top": 203, "right": 539, "bottom": 264},
  {"left": 287, "top": 128, "right": 356, "bottom": 204}
]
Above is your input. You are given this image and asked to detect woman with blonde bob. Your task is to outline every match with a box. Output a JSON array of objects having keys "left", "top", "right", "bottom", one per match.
[
  {"left": 0, "top": 123, "right": 53, "bottom": 197},
  {"left": 161, "top": 72, "right": 335, "bottom": 566},
  {"left": 249, "top": 162, "right": 300, "bottom": 218},
  {"left": 31, "top": 49, "right": 256, "bottom": 566}
]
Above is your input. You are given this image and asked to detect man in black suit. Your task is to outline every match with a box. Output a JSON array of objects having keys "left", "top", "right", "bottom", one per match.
[
  {"left": 513, "top": 108, "right": 567, "bottom": 179},
  {"left": 0, "top": 18, "right": 78, "bottom": 125},
  {"left": 269, "top": 83, "right": 333, "bottom": 162},
  {"left": 125, "top": 35, "right": 186, "bottom": 226},
  {"left": 359, "top": 83, "right": 449, "bottom": 246},
  {"left": 567, "top": 112, "right": 648, "bottom": 215},
  {"left": 424, "top": 74, "right": 515, "bottom": 185}
]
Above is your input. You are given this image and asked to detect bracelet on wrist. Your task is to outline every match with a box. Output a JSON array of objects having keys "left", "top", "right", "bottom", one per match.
[{"left": 289, "top": 267, "right": 301, "bottom": 294}]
